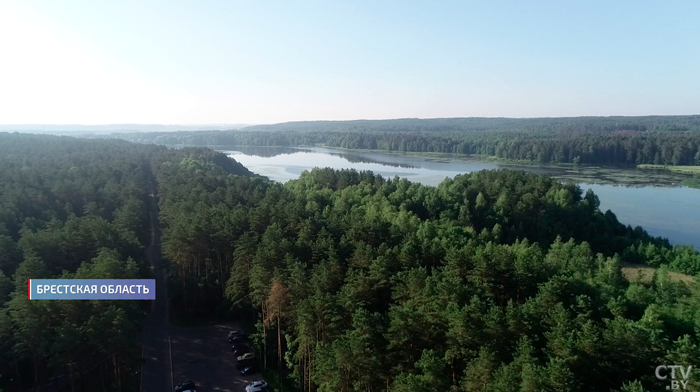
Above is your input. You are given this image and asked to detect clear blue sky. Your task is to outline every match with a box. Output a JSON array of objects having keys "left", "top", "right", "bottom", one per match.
[{"left": 1, "top": 0, "right": 699, "bottom": 124}]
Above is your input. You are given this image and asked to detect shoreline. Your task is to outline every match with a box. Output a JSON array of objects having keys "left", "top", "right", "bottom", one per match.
[{"left": 218, "top": 145, "right": 697, "bottom": 189}]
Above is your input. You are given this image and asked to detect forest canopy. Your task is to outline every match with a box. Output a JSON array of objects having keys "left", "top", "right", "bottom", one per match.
[
  {"left": 0, "top": 134, "right": 249, "bottom": 391},
  {"left": 153, "top": 147, "right": 700, "bottom": 391},
  {"left": 1, "top": 132, "right": 699, "bottom": 392}
]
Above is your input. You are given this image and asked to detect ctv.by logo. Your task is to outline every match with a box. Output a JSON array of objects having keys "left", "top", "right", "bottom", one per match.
[{"left": 656, "top": 365, "right": 693, "bottom": 390}]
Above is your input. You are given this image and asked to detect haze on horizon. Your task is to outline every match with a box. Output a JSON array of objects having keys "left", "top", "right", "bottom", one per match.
[{"left": 1, "top": 0, "right": 699, "bottom": 126}]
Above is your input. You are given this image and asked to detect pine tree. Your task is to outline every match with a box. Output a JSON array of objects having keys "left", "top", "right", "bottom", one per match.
[{"left": 461, "top": 347, "right": 498, "bottom": 392}]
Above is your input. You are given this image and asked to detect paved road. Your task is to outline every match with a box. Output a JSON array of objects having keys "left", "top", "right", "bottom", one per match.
[{"left": 141, "top": 168, "right": 263, "bottom": 392}]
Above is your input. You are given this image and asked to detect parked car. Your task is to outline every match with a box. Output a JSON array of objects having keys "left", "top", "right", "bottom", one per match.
[
  {"left": 232, "top": 345, "right": 251, "bottom": 356},
  {"left": 246, "top": 381, "right": 268, "bottom": 392},
  {"left": 237, "top": 352, "right": 255, "bottom": 361},
  {"left": 228, "top": 330, "right": 244, "bottom": 338},
  {"left": 236, "top": 353, "right": 258, "bottom": 370},
  {"left": 228, "top": 334, "right": 246, "bottom": 343},
  {"left": 236, "top": 357, "right": 256, "bottom": 370},
  {"left": 240, "top": 365, "right": 259, "bottom": 376},
  {"left": 174, "top": 380, "right": 196, "bottom": 392}
]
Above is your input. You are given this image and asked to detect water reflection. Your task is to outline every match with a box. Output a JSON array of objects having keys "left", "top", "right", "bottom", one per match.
[
  {"left": 221, "top": 146, "right": 420, "bottom": 169},
  {"left": 223, "top": 146, "right": 298, "bottom": 158}
]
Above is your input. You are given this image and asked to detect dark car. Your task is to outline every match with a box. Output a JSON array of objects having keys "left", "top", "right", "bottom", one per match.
[
  {"left": 232, "top": 345, "right": 251, "bottom": 356},
  {"left": 229, "top": 334, "right": 246, "bottom": 343},
  {"left": 240, "top": 365, "right": 259, "bottom": 375},
  {"left": 236, "top": 359, "right": 255, "bottom": 370},
  {"left": 228, "top": 336, "right": 245, "bottom": 343},
  {"left": 228, "top": 330, "right": 244, "bottom": 338},
  {"left": 174, "top": 380, "right": 196, "bottom": 392}
]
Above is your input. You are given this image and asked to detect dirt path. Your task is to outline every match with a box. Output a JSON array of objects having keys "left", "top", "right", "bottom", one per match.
[
  {"left": 140, "top": 165, "right": 262, "bottom": 392},
  {"left": 141, "top": 167, "right": 173, "bottom": 392}
]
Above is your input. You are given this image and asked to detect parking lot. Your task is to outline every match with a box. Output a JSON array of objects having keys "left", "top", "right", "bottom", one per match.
[{"left": 170, "top": 322, "right": 264, "bottom": 392}]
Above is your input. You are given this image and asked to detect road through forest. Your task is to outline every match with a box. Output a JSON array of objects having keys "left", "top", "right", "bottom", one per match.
[
  {"left": 141, "top": 168, "right": 172, "bottom": 392},
  {"left": 141, "top": 166, "right": 263, "bottom": 392}
]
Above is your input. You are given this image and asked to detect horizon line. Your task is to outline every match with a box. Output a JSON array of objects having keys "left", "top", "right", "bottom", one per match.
[{"left": 2, "top": 113, "right": 700, "bottom": 128}]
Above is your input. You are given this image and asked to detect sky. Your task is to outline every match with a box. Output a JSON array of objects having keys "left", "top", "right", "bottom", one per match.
[{"left": 0, "top": 0, "right": 699, "bottom": 125}]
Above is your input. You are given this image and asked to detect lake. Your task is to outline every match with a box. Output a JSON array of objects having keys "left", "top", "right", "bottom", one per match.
[{"left": 220, "top": 146, "right": 700, "bottom": 249}]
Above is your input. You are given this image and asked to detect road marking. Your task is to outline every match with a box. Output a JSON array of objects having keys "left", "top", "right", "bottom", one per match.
[{"left": 169, "top": 335, "right": 174, "bottom": 390}]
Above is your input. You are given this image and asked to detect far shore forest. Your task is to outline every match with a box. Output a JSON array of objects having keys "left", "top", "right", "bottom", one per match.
[{"left": 111, "top": 116, "right": 700, "bottom": 166}]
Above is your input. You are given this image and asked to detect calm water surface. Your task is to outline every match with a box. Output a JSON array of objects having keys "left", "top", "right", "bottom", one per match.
[{"left": 221, "top": 147, "right": 700, "bottom": 249}]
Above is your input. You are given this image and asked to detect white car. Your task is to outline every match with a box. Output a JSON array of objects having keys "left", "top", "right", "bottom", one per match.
[
  {"left": 237, "top": 352, "right": 255, "bottom": 361},
  {"left": 246, "top": 381, "right": 268, "bottom": 392}
]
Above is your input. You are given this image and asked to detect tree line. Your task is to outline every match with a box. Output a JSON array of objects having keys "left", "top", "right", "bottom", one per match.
[
  {"left": 324, "top": 132, "right": 700, "bottom": 165},
  {"left": 238, "top": 115, "right": 700, "bottom": 134},
  {"left": 107, "top": 116, "right": 700, "bottom": 166}
]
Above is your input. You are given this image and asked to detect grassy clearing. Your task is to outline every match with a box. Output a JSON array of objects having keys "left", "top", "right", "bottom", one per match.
[
  {"left": 621, "top": 262, "right": 695, "bottom": 285},
  {"left": 637, "top": 164, "right": 700, "bottom": 174}
]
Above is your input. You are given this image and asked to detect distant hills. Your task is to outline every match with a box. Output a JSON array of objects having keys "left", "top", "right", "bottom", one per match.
[
  {"left": 241, "top": 115, "right": 700, "bottom": 133},
  {"left": 3, "top": 116, "right": 700, "bottom": 136},
  {"left": 0, "top": 124, "right": 250, "bottom": 135}
]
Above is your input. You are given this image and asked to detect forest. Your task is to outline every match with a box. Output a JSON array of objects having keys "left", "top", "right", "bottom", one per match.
[
  {"left": 109, "top": 115, "right": 700, "bottom": 166},
  {"left": 0, "top": 134, "right": 254, "bottom": 391},
  {"left": 154, "top": 145, "right": 700, "bottom": 391},
  {"left": 0, "top": 134, "right": 159, "bottom": 391},
  {"left": 1, "top": 132, "right": 699, "bottom": 392}
]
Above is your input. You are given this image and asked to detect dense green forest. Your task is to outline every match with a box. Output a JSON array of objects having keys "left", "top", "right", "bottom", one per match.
[
  {"left": 2, "top": 132, "right": 699, "bottom": 392},
  {"left": 0, "top": 134, "right": 158, "bottom": 391},
  {"left": 110, "top": 116, "right": 700, "bottom": 165},
  {"left": 154, "top": 148, "right": 700, "bottom": 391},
  {"left": 0, "top": 133, "right": 253, "bottom": 391}
]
